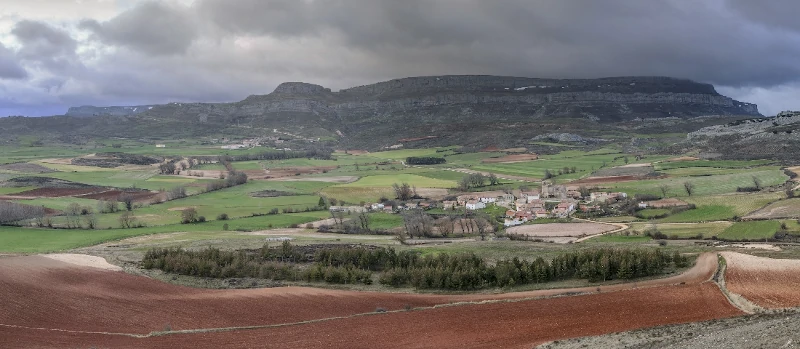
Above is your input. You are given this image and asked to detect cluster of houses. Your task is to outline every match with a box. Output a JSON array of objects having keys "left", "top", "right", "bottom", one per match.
[{"left": 329, "top": 181, "right": 628, "bottom": 228}]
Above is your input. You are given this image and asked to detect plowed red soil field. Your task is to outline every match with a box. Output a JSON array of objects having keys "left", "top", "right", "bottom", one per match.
[
  {"left": 13, "top": 187, "right": 103, "bottom": 198},
  {"left": 0, "top": 253, "right": 742, "bottom": 349},
  {"left": 722, "top": 252, "right": 800, "bottom": 309},
  {"left": 76, "top": 189, "right": 160, "bottom": 202}
]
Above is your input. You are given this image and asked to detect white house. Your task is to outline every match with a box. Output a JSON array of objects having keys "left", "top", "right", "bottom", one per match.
[
  {"left": 479, "top": 196, "right": 497, "bottom": 204},
  {"left": 466, "top": 200, "right": 487, "bottom": 210},
  {"left": 370, "top": 203, "right": 385, "bottom": 210},
  {"left": 524, "top": 192, "right": 541, "bottom": 203},
  {"left": 155, "top": 144, "right": 166, "bottom": 148},
  {"left": 504, "top": 219, "right": 525, "bottom": 227},
  {"left": 638, "top": 202, "right": 648, "bottom": 209}
]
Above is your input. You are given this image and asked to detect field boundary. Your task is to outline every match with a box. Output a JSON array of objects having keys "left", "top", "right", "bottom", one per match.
[{"left": 712, "top": 254, "right": 762, "bottom": 315}]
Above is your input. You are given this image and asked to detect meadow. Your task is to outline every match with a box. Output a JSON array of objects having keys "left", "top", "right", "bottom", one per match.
[{"left": 1, "top": 143, "right": 794, "bottom": 257}]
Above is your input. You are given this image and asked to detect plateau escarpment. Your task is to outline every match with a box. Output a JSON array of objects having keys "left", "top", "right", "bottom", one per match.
[{"left": 2, "top": 75, "right": 760, "bottom": 149}]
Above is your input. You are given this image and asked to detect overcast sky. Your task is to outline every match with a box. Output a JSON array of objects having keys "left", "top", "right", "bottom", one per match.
[{"left": 1, "top": 0, "right": 800, "bottom": 116}]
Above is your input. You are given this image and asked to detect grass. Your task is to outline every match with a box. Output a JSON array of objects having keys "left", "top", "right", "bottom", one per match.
[
  {"left": 683, "top": 192, "right": 784, "bottom": 217},
  {"left": 368, "top": 213, "right": 405, "bottom": 230},
  {"left": 629, "top": 222, "right": 733, "bottom": 239},
  {"left": 654, "top": 159, "right": 773, "bottom": 171},
  {"left": 0, "top": 212, "right": 330, "bottom": 253},
  {"left": 659, "top": 205, "right": 736, "bottom": 223},
  {"left": 0, "top": 186, "right": 36, "bottom": 195},
  {"left": 611, "top": 170, "right": 788, "bottom": 197},
  {"left": 338, "top": 174, "right": 456, "bottom": 188},
  {"left": 638, "top": 208, "right": 671, "bottom": 219},
  {"left": 717, "top": 221, "right": 781, "bottom": 241}
]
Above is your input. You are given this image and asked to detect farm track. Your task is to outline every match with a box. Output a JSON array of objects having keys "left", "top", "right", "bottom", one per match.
[
  {"left": 0, "top": 253, "right": 744, "bottom": 348},
  {"left": 572, "top": 219, "right": 629, "bottom": 243}
]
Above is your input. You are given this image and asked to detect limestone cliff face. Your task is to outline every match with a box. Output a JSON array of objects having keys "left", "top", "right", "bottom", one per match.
[
  {"left": 57, "top": 75, "right": 761, "bottom": 148},
  {"left": 66, "top": 75, "right": 760, "bottom": 121}
]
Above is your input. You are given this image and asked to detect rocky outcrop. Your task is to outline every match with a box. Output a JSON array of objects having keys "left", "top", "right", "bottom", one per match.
[{"left": 688, "top": 111, "right": 800, "bottom": 160}]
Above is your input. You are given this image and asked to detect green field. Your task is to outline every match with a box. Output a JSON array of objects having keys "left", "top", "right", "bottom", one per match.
[
  {"left": 0, "top": 212, "right": 330, "bottom": 253},
  {"left": 611, "top": 170, "right": 788, "bottom": 198},
  {"left": 338, "top": 174, "right": 456, "bottom": 188},
  {"left": 629, "top": 222, "right": 732, "bottom": 239},
  {"left": 717, "top": 221, "right": 781, "bottom": 241},
  {"left": 0, "top": 143, "right": 793, "bottom": 260}
]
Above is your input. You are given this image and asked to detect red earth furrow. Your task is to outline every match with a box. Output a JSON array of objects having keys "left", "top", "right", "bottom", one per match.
[
  {"left": 0, "top": 253, "right": 743, "bottom": 348},
  {"left": 722, "top": 252, "right": 800, "bottom": 309}
]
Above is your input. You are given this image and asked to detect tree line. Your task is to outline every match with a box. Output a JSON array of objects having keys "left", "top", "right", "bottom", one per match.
[
  {"left": 142, "top": 243, "right": 686, "bottom": 290},
  {"left": 406, "top": 156, "right": 446, "bottom": 165},
  {"left": 0, "top": 201, "right": 45, "bottom": 224}
]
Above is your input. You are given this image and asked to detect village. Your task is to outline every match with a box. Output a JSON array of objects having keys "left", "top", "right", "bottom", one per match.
[{"left": 330, "top": 181, "right": 629, "bottom": 227}]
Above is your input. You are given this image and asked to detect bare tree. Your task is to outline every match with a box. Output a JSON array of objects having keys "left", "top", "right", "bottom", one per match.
[
  {"left": 329, "top": 210, "right": 346, "bottom": 228},
  {"left": 435, "top": 217, "right": 455, "bottom": 237},
  {"left": 181, "top": 208, "right": 198, "bottom": 224},
  {"left": 357, "top": 212, "right": 371, "bottom": 232},
  {"left": 752, "top": 176, "right": 763, "bottom": 190},
  {"left": 402, "top": 209, "right": 433, "bottom": 238},
  {"left": 659, "top": 184, "right": 670, "bottom": 198},
  {"left": 392, "top": 183, "right": 414, "bottom": 201},
  {"left": 578, "top": 185, "right": 590, "bottom": 198},
  {"left": 120, "top": 194, "right": 135, "bottom": 211},
  {"left": 83, "top": 214, "right": 98, "bottom": 229},
  {"left": 119, "top": 211, "right": 136, "bottom": 228},
  {"left": 474, "top": 213, "right": 492, "bottom": 241},
  {"left": 0, "top": 201, "right": 46, "bottom": 225},
  {"left": 683, "top": 182, "right": 695, "bottom": 196},
  {"left": 488, "top": 173, "right": 500, "bottom": 186}
]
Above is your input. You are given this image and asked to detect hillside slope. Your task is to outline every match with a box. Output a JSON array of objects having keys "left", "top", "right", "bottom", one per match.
[{"left": 0, "top": 75, "right": 760, "bottom": 149}]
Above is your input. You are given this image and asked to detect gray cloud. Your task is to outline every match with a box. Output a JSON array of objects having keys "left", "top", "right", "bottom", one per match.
[
  {"left": 80, "top": 1, "right": 197, "bottom": 55},
  {"left": 10, "top": 20, "right": 80, "bottom": 73},
  {"left": 3, "top": 0, "right": 800, "bottom": 116},
  {"left": 0, "top": 43, "right": 27, "bottom": 79}
]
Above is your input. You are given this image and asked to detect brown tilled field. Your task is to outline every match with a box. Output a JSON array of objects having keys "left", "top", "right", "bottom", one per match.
[
  {"left": 722, "top": 252, "right": 800, "bottom": 309},
  {"left": 570, "top": 175, "right": 640, "bottom": 185},
  {"left": 13, "top": 187, "right": 105, "bottom": 198},
  {"left": 0, "top": 253, "right": 745, "bottom": 348},
  {"left": 76, "top": 189, "right": 160, "bottom": 202},
  {"left": 506, "top": 223, "right": 615, "bottom": 237}
]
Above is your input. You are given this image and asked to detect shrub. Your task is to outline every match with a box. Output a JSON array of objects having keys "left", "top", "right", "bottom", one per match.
[
  {"left": 197, "top": 216, "right": 206, "bottom": 223},
  {"left": 217, "top": 213, "right": 229, "bottom": 221}
]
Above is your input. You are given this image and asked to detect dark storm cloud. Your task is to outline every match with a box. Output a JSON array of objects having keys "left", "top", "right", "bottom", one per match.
[
  {"left": 727, "top": 0, "right": 800, "bottom": 32},
  {"left": 184, "top": 0, "right": 800, "bottom": 89},
  {"left": 4, "top": 0, "right": 800, "bottom": 116},
  {"left": 0, "top": 43, "right": 27, "bottom": 79},
  {"left": 80, "top": 1, "right": 197, "bottom": 55},
  {"left": 11, "top": 20, "right": 77, "bottom": 58}
]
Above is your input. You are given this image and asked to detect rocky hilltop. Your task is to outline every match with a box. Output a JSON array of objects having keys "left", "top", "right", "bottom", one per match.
[
  {"left": 1, "top": 75, "right": 761, "bottom": 149},
  {"left": 688, "top": 111, "right": 800, "bottom": 160}
]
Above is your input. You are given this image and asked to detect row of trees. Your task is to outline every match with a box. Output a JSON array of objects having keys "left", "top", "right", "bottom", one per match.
[
  {"left": 406, "top": 156, "right": 446, "bottom": 165},
  {"left": 0, "top": 201, "right": 45, "bottom": 224},
  {"left": 228, "top": 149, "right": 333, "bottom": 162},
  {"left": 142, "top": 243, "right": 685, "bottom": 290},
  {"left": 543, "top": 167, "right": 577, "bottom": 179},
  {"left": 457, "top": 173, "right": 499, "bottom": 191}
]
